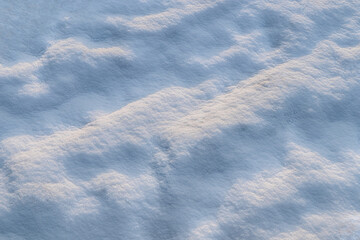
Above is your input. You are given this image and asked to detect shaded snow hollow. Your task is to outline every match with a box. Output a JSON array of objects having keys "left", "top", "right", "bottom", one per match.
[{"left": 1, "top": 0, "right": 360, "bottom": 239}]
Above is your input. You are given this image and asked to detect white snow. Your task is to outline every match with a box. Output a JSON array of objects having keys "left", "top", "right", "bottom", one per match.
[{"left": 1, "top": 0, "right": 360, "bottom": 239}]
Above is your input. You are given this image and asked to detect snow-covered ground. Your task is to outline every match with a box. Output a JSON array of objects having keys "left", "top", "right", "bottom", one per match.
[{"left": 1, "top": 0, "right": 360, "bottom": 239}]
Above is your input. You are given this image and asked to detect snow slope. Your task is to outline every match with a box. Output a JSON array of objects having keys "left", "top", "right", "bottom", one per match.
[{"left": 1, "top": 0, "right": 360, "bottom": 239}]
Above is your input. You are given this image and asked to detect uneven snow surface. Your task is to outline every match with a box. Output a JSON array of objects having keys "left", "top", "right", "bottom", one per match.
[{"left": 1, "top": 0, "right": 360, "bottom": 239}]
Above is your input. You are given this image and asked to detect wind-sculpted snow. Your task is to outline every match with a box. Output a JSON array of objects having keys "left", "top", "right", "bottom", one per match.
[
  {"left": 1, "top": 0, "right": 360, "bottom": 239},
  {"left": 107, "top": 0, "right": 225, "bottom": 32}
]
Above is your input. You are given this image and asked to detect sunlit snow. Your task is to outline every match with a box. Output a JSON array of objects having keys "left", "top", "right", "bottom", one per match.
[{"left": 1, "top": 0, "right": 360, "bottom": 239}]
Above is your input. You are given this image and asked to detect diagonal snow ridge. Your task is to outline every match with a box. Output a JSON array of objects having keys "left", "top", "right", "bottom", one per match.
[
  {"left": 2, "top": 38, "right": 360, "bottom": 238},
  {"left": 164, "top": 41, "right": 360, "bottom": 154},
  {"left": 1, "top": 0, "right": 360, "bottom": 239}
]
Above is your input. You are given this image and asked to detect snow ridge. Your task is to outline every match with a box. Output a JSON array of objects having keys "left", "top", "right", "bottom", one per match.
[{"left": 1, "top": 0, "right": 360, "bottom": 239}]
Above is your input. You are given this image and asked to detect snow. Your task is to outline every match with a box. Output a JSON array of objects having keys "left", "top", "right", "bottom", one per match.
[{"left": 1, "top": 0, "right": 360, "bottom": 239}]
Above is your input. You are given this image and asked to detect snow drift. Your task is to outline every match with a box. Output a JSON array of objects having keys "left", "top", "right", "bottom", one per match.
[{"left": 1, "top": 0, "right": 360, "bottom": 239}]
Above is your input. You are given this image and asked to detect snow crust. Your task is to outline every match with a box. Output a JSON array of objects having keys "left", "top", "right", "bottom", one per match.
[{"left": 1, "top": 0, "right": 360, "bottom": 239}]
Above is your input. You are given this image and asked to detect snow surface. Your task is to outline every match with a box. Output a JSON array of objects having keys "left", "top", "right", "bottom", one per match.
[{"left": 1, "top": 0, "right": 360, "bottom": 239}]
